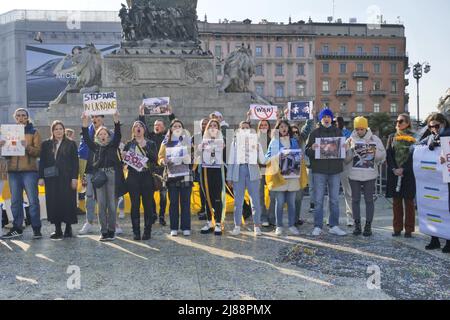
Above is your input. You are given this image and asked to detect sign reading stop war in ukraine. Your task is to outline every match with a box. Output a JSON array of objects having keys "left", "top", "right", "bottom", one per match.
[
  {"left": 249, "top": 104, "right": 278, "bottom": 121},
  {"left": 83, "top": 92, "right": 118, "bottom": 116}
]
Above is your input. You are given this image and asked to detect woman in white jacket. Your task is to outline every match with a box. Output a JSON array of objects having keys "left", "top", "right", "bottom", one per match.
[{"left": 345, "top": 117, "right": 386, "bottom": 237}]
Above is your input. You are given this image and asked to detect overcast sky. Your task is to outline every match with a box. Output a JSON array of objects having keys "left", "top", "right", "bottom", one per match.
[{"left": 1, "top": 0, "right": 449, "bottom": 119}]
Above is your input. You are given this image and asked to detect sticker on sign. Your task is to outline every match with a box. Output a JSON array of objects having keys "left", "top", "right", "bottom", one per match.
[{"left": 249, "top": 104, "right": 278, "bottom": 121}]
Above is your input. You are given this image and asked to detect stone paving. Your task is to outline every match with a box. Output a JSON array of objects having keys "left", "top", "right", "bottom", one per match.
[{"left": 0, "top": 197, "right": 449, "bottom": 300}]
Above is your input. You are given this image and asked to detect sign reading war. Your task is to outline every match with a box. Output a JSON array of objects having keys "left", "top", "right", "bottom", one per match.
[
  {"left": 83, "top": 92, "right": 118, "bottom": 116},
  {"left": 249, "top": 104, "right": 278, "bottom": 121}
]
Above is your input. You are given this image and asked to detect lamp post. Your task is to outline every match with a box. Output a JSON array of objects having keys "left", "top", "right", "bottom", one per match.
[{"left": 410, "top": 62, "right": 431, "bottom": 128}]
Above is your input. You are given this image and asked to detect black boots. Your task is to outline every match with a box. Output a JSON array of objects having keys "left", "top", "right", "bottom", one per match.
[
  {"left": 425, "top": 237, "right": 441, "bottom": 250},
  {"left": 443, "top": 241, "right": 450, "bottom": 254},
  {"left": 142, "top": 228, "right": 151, "bottom": 241},
  {"left": 64, "top": 225, "right": 73, "bottom": 238},
  {"left": 363, "top": 222, "right": 373, "bottom": 237},
  {"left": 353, "top": 220, "right": 362, "bottom": 236}
]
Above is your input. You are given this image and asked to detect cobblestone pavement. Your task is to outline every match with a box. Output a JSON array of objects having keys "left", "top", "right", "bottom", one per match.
[{"left": 0, "top": 197, "right": 448, "bottom": 300}]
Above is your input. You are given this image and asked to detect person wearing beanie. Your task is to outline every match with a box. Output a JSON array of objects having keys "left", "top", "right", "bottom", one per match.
[
  {"left": 345, "top": 117, "right": 386, "bottom": 237},
  {"left": 305, "top": 108, "right": 348, "bottom": 237}
]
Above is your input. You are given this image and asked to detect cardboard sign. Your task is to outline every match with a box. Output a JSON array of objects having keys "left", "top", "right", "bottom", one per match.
[
  {"left": 288, "top": 101, "right": 313, "bottom": 121},
  {"left": 315, "top": 137, "right": 346, "bottom": 160},
  {"left": 249, "top": 104, "right": 278, "bottom": 121},
  {"left": 0, "top": 125, "right": 25, "bottom": 157},
  {"left": 280, "top": 149, "right": 303, "bottom": 179},
  {"left": 143, "top": 97, "right": 171, "bottom": 116},
  {"left": 123, "top": 150, "right": 148, "bottom": 172},
  {"left": 83, "top": 92, "right": 118, "bottom": 116},
  {"left": 166, "top": 146, "right": 190, "bottom": 178}
]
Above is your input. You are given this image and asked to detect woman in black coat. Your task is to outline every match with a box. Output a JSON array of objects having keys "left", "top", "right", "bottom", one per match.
[{"left": 39, "top": 121, "right": 79, "bottom": 240}]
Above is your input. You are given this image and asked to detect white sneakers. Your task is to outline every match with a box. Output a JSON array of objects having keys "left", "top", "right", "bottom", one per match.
[
  {"left": 172, "top": 230, "right": 190, "bottom": 237},
  {"left": 119, "top": 211, "right": 125, "bottom": 219},
  {"left": 78, "top": 222, "right": 93, "bottom": 235},
  {"left": 329, "top": 226, "right": 347, "bottom": 236},
  {"left": 275, "top": 227, "right": 283, "bottom": 237},
  {"left": 230, "top": 226, "right": 241, "bottom": 236},
  {"left": 182, "top": 230, "right": 191, "bottom": 237},
  {"left": 115, "top": 225, "right": 123, "bottom": 235},
  {"left": 262, "top": 222, "right": 270, "bottom": 227},
  {"left": 288, "top": 226, "right": 300, "bottom": 236},
  {"left": 311, "top": 227, "right": 322, "bottom": 237},
  {"left": 347, "top": 217, "right": 355, "bottom": 227},
  {"left": 214, "top": 224, "right": 222, "bottom": 235},
  {"left": 254, "top": 227, "right": 262, "bottom": 237},
  {"left": 170, "top": 230, "right": 178, "bottom": 237}
]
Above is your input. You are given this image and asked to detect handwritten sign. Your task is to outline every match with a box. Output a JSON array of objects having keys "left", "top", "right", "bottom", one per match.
[
  {"left": 1, "top": 125, "right": 25, "bottom": 157},
  {"left": 249, "top": 104, "right": 278, "bottom": 121},
  {"left": 288, "top": 101, "right": 313, "bottom": 121},
  {"left": 83, "top": 92, "right": 118, "bottom": 116},
  {"left": 143, "top": 97, "right": 171, "bottom": 116},
  {"left": 123, "top": 150, "right": 148, "bottom": 172}
]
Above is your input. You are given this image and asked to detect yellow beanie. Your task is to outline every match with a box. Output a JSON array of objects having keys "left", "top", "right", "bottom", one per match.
[{"left": 354, "top": 116, "right": 368, "bottom": 129}]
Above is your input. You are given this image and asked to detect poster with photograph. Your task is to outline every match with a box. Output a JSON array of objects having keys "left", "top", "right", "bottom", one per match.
[
  {"left": 441, "top": 137, "right": 450, "bottom": 183},
  {"left": 166, "top": 146, "right": 190, "bottom": 178},
  {"left": 0, "top": 125, "right": 25, "bottom": 157},
  {"left": 143, "top": 97, "right": 171, "bottom": 116},
  {"left": 123, "top": 150, "right": 148, "bottom": 172},
  {"left": 249, "top": 104, "right": 278, "bottom": 121},
  {"left": 352, "top": 142, "right": 377, "bottom": 170},
  {"left": 280, "top": 149, "right": 303, "bottom": 179},
  {"left": 315, "top": 137, "right": 346, "bottom": 160},
  {"left": 236, "top": 133, "right": 258, "bottom": 165},
  {"left": 83, "top": 92, "right": 118, "bottom": 116},
  {"left": 201, "top": 139, "right": 224, "bottom": 168},
  {"left": 288, "top": 101, "right": 313, "bottom": 121}
]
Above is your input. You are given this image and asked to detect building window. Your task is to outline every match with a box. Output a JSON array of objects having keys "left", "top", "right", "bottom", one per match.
[
  {"left": 374, "top": 103, "right": 380, "bottom": 113},
  {"left": 390, "top": 63, "right": 398, "bottom": 74},
  {"left": 391, "top": 80, "right": 398, "bottom": 93},
  {"left": 255, "top": 46, "right": 263, "bottom": 57},
  {"left": 390, "top": 103, "right": 398, "bottom": 113},
  {"left": 297, "top": 63, "right": 305, "bottom": 76},
  {"left": 356, "top": 63, "right": 364, "bottom": 72},
  {"left": 322, "top": 63, "right": 330, "bottom": 73},
  {"left": 296, "top": 83, "right": 306, "bottom": 97},
  {"left": 356, "top": 80, "right": 364, "bottom": 93},
  {"left": 267, "top": 44, "right": 271, "bottom": 55},
  {"left": 255, "top": 65, "right": 264, "bottom": 76},
  {"left": 216, "top": 65, "right": 222, "bottom": 76},
  {"left": 340, "top": 63, "right": 347, "bottom": 74},
  {"left": 339, "top": 45, "right": 347, "bottom": 55},
  {"left": 275, "top": 83, "right": 285, "bottom": 98},
  {"left": 356, "top": 46, "right": 364, "bottom": 55},
  {"left": 374, "top": 63, "right": 381, "bottom": 73},
  {"left": 389, "top": 47, "right": 397, "bottom": 56},
  {"left": 357, "top": 102, "right": 364, "bottom": 113},
  {"left": 322, "top": 80, "right": 330, "bottom": 93},
  {"left": 340, "top": 102, "right": 347, "bottom": 114},
  {"left": 297, "top": 46, "right": 305, "bottom": 57},
  {"left": 373, "top": 46, "right": 380, "bottom": 55},
  {"left": 215, "top": 45, "right": 222, "bottom": 58},
  {"left": 275, "top": 64, "right": 284, "bottom": 76},
  {"left": 339, "top": 80, "right": 348, "bottom": 90},
  {"left": 276, "top": 46, "right": 283, "bottom": 57},
  {"left": 373, "top": 80, "right": 382, "bottom": 91},
  {"left": 322, "top": 45, "right": 329, "bottom": 54},
  {"left": 255, "top": 83, "right": 265, "bottom": 96}
]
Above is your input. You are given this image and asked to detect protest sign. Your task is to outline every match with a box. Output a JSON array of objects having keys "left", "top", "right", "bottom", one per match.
[
  {"left": 83, "top": 92, "right": 118, "bottom": 116},
  {"left": 235, "top": 133, "right": 258, "bottom": 165},
  {"left": 352, "top": 142, "right": 377, "bottom": 170},
  {"left": 143, "top": 97, "right": 171, "bottom": 116},
  {"left": 123, "top": 150, "right": 148, "bottom": 172},
  {"left": 315, "top": 137, "right": 346, "bottom": 160},
  {"left": 441, "top": 137, "right": 450, "bottom": 183},
  {"left": 0, "top": 125, "right": 25, "bottom": 157},
  {"left": 287, "top": 101, "right": 313, "bottom": 121},
  {"left": 280, "top": 149, "right": 303, "bottom": 179},
  {"left": 201, "top": 139, "right": 224, "bottom": 168},
  {"left": 166, "top": 146, "right": 190, "bottom": 178},
  {"left": 249, "top": 104, "right": 278, "bottom": 121}
]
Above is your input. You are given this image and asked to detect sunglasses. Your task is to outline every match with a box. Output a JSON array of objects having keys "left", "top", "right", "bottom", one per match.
[
  {"left": 395, "top": 120, "right": 405, "bottom": 125},
  {"left": 428, "top": 124, "right": 441, "bottom": 130}
]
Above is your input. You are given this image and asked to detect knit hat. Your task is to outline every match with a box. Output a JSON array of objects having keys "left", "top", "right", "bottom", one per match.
[
  {"left": 354, "top": 116, "right": 369, "bottom": 129},
  {"left": 318, "top": 108, "right": 334, "bottom": 121}
]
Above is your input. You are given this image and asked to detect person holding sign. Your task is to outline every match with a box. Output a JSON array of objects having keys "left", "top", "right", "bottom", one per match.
[
  {"left": 158, "top": 120, "right": 193, "bottom": 237},
  {"left": 345, "top": 117, "right": 386, "bottom": 237},
  {"left": 122, "top": 121, "right": 158, "bottom": 241},
  {"left": 197, "top": 119, "right": 226, "bottom": 236},
  {"left": 418, "top": 113, "right": 450, "bottom": 253},
  {"left": 38, "top": 121, "right": 79, "bottom": 240},
  {"left": 227, "top": 121, "right": 265, "bottom": 237},
  {"left": 265, "top": 120, "right": 308, "bottom": 237},
  {"left": 386, "top": 114, "right": 417, "bottom": 238},
  {"left": 305, "top": 108, "right": 347, "bottom": 237},
  {"left": 1, "top": 108, "right": 42, "bottom": 240},
  {"left": 81, "top": 111, "right": 125, "bottom": 242}
]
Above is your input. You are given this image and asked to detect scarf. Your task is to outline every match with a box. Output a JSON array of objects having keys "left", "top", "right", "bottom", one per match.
[{"left": 393, "top": 129, "right": 416, "bottom": 167}]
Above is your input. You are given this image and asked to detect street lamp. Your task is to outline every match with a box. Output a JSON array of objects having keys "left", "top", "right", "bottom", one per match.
[{"left": 411, "top": 62, "right": 431, "bottom": 127}]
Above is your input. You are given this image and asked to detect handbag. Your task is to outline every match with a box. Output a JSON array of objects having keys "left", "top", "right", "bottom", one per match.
[
  {"left": 91, "top": 170, "right": 108, "bottom": 189},
  {"left": 43, "top": 166, "right": 59, "bottom": 178}
]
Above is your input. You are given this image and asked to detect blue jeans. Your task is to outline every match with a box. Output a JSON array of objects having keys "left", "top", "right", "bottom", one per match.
[
  {"left": 233, "top": 165, "right": 261, "bottom": 226},
  {"left": 168, "top": 185, "right": 192, "bottom": 231},
  {"left": 8, "top": 172, "right": 41, "bottom": 231},
  {"left": 313, "top": 173, "right": 341, "bottom": 229},
  {"left": 273, "top": 191, "right": 296, "bottom": 228},
  {"left": 260, "top": 178, "right": 276, "bottom": 225}
]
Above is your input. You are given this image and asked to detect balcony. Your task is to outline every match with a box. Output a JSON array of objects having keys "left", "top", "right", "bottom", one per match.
[
  {"left": 353, "top": 72, "right": 369, "bottom": 79},
  {"left": 315, "top": 51, "right": 408, "bottom": 61},
  {"left": 370, "top": 90, "right": 387, "bottom": 97},
  {"left": 336, "top": 90, "right": 353, "bottom": 97}
]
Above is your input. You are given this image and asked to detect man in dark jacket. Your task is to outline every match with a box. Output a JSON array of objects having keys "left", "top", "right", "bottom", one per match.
[{"left": 305, "top": 108, "right": 347, "bottom": 237}]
